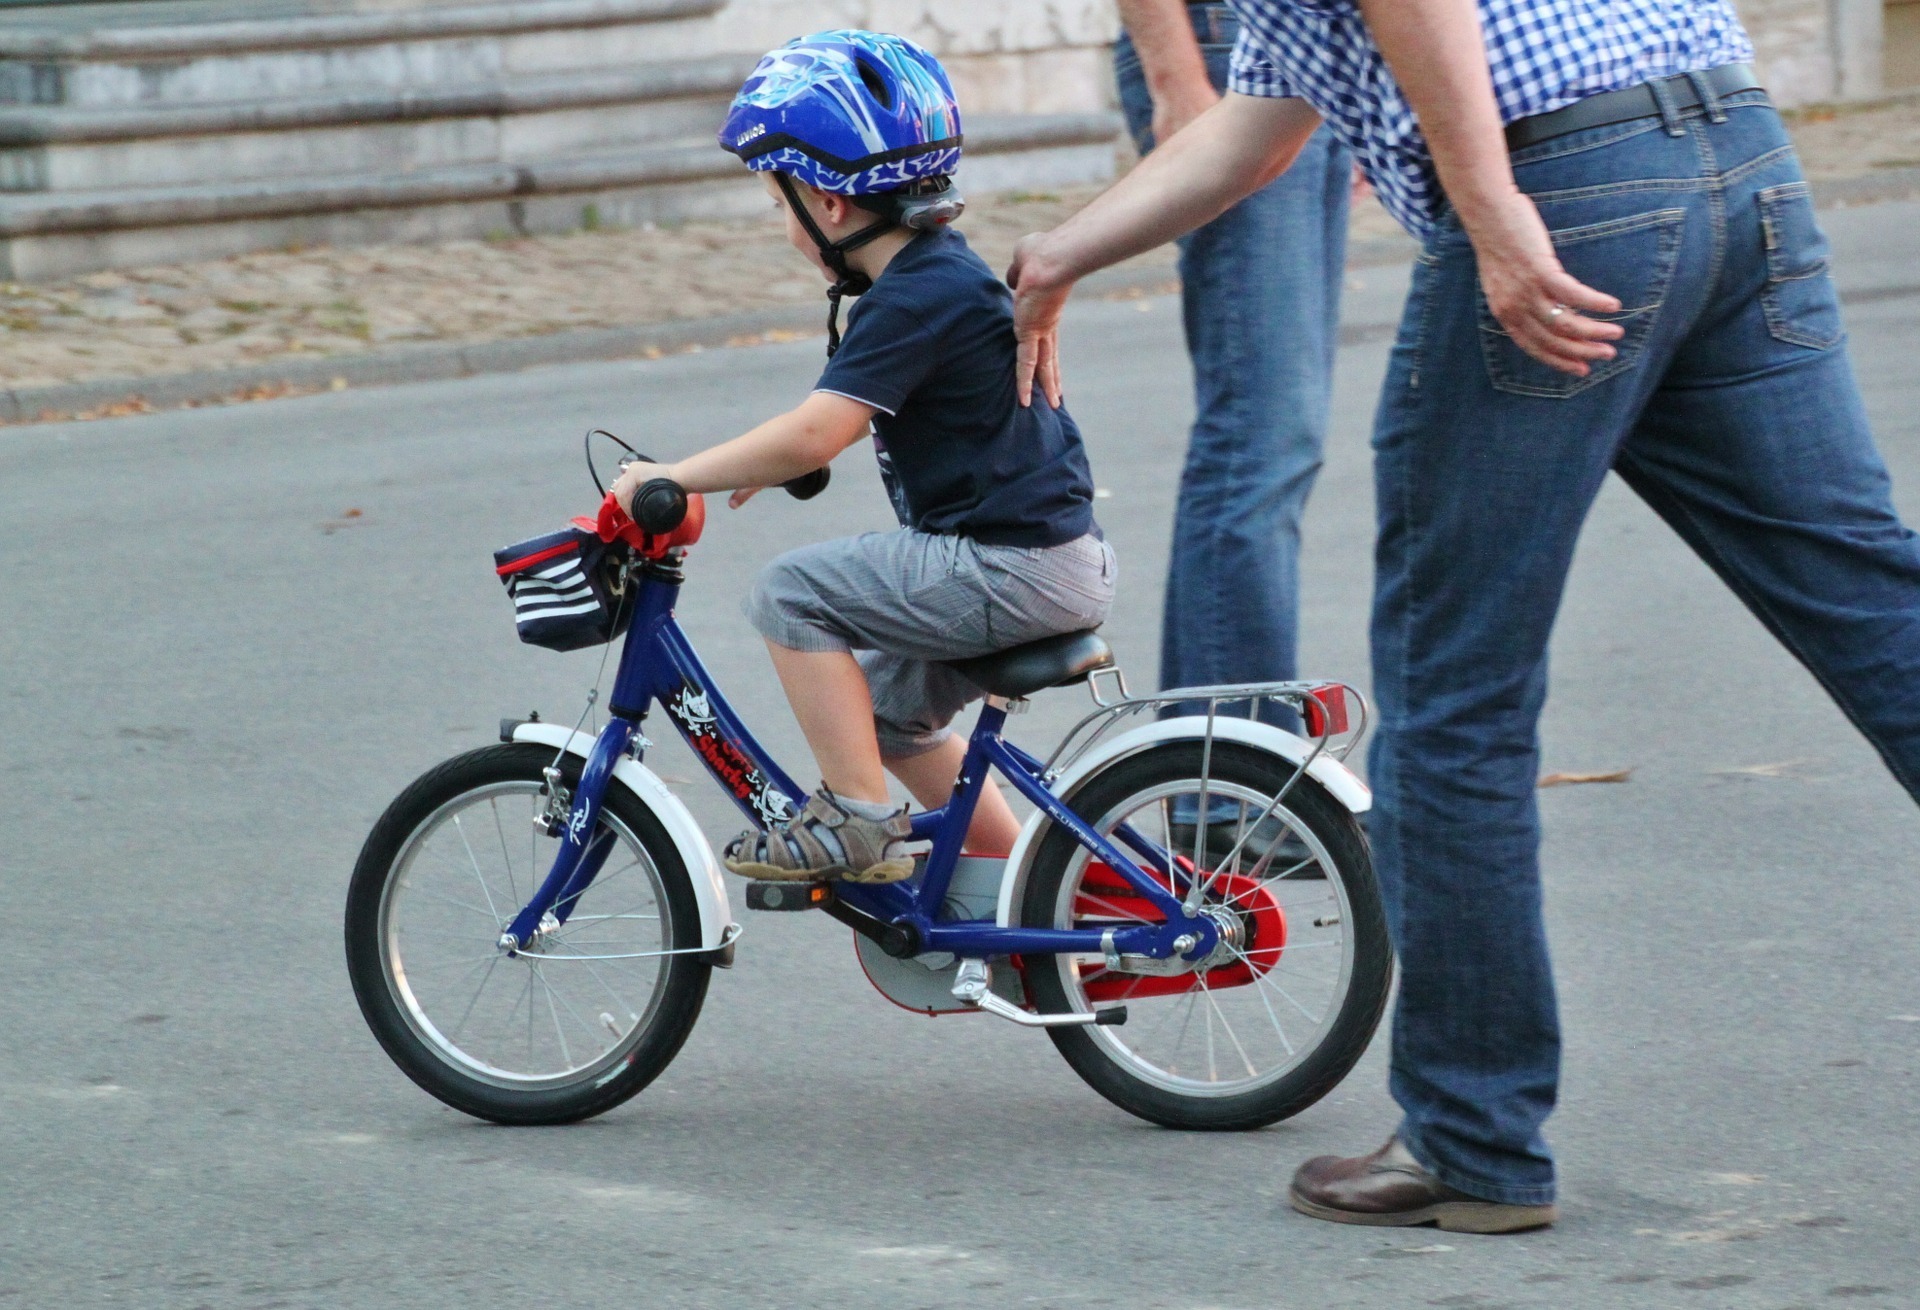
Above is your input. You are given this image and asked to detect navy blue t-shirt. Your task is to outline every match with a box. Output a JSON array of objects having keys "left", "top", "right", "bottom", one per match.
[{"left": 814, "top": 227, "right": 1096, "bottom": 549}]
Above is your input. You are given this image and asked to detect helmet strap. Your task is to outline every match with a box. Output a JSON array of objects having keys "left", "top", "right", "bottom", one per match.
[{"left": 774, "top": 172, "right": 895, "bottom": 357}]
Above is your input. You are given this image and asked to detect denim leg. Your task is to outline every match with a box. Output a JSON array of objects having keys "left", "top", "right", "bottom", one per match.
[
  {"left": 1371, "top": 98, "right": 1920, "bottom": 1204},
  {"left": 1615, "top": 149, "right": 1920, "bottom": 796},
  {"left": 1160, "top": 127, "right": 1349, "bottom": 719},
  {"left": 1369, "top": 172, "right": 1712, "bottom": 1203},
  {"left": 1116, "top": 20, "right": 1350, "bottom": 721}
]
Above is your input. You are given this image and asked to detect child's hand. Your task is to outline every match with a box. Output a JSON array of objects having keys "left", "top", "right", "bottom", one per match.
[
  {"left": 728, "top": 487, "right": 765, "bottom": 509},
  {"left": 609, "top": 460, "right": 673, "bottom": 512}
]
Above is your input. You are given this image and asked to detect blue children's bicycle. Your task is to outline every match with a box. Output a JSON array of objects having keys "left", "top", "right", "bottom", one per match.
[{"left": 345, "top": 444, "right": 1390, "bottom": 1130}]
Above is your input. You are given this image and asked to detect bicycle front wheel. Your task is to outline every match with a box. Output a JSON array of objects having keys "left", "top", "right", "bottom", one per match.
[
  {"left": 1020, "top": 740, "right": 1390, "bottom": 1130},
  {"left": 345, "top": 744, "right": 711, "bottom": 1124}
]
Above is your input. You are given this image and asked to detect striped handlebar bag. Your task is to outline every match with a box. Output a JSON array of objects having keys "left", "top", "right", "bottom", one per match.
[{"left": 493, "top": 527, "right": 634, "bottom": 651}]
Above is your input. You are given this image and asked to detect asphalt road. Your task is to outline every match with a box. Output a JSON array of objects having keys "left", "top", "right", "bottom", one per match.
[{"left": 3, "top": 200, "right": 1918, "bottom": 1310}]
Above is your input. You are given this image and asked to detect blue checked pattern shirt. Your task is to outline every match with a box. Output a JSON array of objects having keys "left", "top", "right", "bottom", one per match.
[{"left": 1226, "top": 0, "right": 1754, "bottom": 236}]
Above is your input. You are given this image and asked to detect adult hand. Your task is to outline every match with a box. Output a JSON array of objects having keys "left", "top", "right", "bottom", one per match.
[
  {"left": 1151, "top": 81, "right": 1221, "bottom": 147},
  {"left": 1007, "top": 233, "right": 1071, "bottom": 408},
  {"left": 1467, "top": 189, "right": 1623, "bottom": 376}
]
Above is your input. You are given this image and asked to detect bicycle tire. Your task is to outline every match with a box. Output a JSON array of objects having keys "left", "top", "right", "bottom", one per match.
[
  {"left": 345, "top": 743, "right": 711, "bottom": 1124},
  {"left": 1020, "top": 740, "right": 1390, "bottom": 1130}
]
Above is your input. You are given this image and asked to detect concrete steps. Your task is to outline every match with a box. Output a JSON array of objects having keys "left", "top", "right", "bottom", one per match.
[
  {"left": 0, "top": 58, "right": 758, "bottom": 190},
  {"left": 0, "top": 0, "right": 725, "bottom": 105},
  {"left": 0, "top": 0, "right": 1121, "bottom": 280}
]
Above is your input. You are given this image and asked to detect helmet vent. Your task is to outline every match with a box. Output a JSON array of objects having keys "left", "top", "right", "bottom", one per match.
[{"left": 854, "top": 56, "right": 894, "bottom": 110}]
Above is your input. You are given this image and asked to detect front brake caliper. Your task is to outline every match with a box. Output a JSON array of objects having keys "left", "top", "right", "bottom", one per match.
[{"left": 538, "top": 764, "right": 572, "bottom": 837}]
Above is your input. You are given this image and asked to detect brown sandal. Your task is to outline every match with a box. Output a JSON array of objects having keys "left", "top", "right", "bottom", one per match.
[{"left": 722, "top": 786, "right": 914, "bottom": 884}]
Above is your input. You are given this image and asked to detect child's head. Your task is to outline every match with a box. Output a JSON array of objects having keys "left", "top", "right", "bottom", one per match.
[
  {"left": 720, "top": 31, "right": 967, "bottom": 290},
  {"left": 761, "top": 173, "right": 866, "bottom": 281}
]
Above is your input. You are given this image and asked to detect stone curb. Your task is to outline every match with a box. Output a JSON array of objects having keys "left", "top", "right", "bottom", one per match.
[
  {"left": 0, "top": 250, "right": 1380, "bottom": 426},
  {"left": 0, "top": 301, "right": 825, "bottom": 425}
]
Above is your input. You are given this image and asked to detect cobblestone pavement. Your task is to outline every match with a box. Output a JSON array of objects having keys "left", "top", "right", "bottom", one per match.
[{"left": 1, "top": 97, "right": 1914, "bottom": 393}]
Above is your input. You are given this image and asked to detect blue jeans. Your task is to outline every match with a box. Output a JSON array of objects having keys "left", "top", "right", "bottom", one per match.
[
  {"left": 1115, "top": 7, "right": 1350, "bottom": 722},
  {"left": 1374, "top": 86, "right": 1920, "bottom": 1205}
]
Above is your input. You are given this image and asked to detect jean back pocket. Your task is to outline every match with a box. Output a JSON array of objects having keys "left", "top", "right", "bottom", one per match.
[
  {"left": 1476, "top": 208, "right": 1686, "bottom": 399},
  {"left": 1757, "top": 182, "right": 1842, "bottom": 351}
]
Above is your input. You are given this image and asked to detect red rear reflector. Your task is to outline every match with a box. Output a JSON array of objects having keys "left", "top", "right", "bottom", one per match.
[{"left": 1303, "top": 684, "right": 1350, "bottom": 737}]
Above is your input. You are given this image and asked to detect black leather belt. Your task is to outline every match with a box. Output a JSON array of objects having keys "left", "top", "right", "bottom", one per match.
[{"left": 1505, "top": 63, "right": 1764, "bottom": 151}]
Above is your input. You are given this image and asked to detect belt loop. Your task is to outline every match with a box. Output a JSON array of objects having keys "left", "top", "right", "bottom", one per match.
[
  {"left": 1685, "top": 69, "right": 1728, "bottom": 124},
  {"left": 1647, "top": 75, "right": 1687, "bottom": 137}
]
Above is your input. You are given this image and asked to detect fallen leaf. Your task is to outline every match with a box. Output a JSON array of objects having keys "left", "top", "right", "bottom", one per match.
[
  {"left": 1539, "top": 768, "right": 1632, "bottom": 787},
  {"left": 342, "top": 507, "right": 363, "bottom": 518}
]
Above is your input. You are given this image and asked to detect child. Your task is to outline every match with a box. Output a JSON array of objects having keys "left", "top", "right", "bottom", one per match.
[{"left": 611, "top": 30, "right": 1115, "bottom": 884}]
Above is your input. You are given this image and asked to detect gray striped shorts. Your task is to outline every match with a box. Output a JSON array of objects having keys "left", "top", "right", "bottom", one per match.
[{"left": 744, "top": 529, "right": 1117, "bottom": 757}]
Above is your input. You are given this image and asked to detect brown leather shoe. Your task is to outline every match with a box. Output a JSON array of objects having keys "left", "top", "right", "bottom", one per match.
[{"left": 1288, "top": 1138, "right": 1557, "bottom": 1234}]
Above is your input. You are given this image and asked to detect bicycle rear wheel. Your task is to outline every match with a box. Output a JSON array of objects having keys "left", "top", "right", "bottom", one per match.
[
  {"left": 345, "top": 744, "right": 711, "bottom": 1124},
  {"left": 1020, "top": 740, "right": 1390, "bottom": 1130}
]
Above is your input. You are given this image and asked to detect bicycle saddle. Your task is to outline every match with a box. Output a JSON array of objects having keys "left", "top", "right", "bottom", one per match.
[{"left": 944, "top": 629, "right": 1114, "bottom": 699}]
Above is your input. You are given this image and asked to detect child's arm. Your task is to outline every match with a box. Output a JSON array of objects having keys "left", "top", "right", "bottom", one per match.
[{"left": 611, "top": 392, "right": 875, "bottom": 509}]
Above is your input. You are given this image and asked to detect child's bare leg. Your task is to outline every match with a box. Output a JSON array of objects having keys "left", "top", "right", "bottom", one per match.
[
  {"left": 885, "top": 736, "right": 1023, "bottom": 854},
  {"left": 765, "top": 642, "right": 889, "bottom": 804}
]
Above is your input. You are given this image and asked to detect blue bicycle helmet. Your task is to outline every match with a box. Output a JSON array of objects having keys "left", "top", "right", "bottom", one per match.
[
  {"left": 720, "top": 30, "right": 963, "bottom": 196},
  {"left": 720, "top": 31, "right": 966, "bottom": 348}
]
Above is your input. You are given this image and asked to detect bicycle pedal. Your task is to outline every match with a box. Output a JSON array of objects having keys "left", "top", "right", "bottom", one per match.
[{"left": 744, "top": 881, "right": 832, "bottom": 912}]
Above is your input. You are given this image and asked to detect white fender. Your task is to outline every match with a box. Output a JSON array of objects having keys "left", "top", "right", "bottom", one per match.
[
  {"left": 993, "top": 715, "right": 1371, "bottom": 929},
  {"left": 510, "top": 723, "right": 738, "bottom": 954}
]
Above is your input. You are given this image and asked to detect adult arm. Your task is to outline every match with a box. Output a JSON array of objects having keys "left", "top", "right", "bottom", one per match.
[
  {"left": 1116, "top": 0, "right": 1220, "bottom": 143},
  {"left": 608, "top": 391, "right": 874, "bottom": 510},
  {"left": 1007, "top": 91, "right": 1322, "bottom": 405},
  {"left": 1353, "top": 0, "right": 1622, "bottom": 373}
]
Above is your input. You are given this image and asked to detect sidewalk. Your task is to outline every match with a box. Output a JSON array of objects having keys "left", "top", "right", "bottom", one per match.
[{"left": 4, "top": 93, "right": 1917, "bottom": 424}]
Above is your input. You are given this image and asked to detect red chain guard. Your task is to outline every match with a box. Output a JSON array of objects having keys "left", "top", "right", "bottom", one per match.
[{"left": 1075, "top": 861, "right": 1286, "bottom": 1002}]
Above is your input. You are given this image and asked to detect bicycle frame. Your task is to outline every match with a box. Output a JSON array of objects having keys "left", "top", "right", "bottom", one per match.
[{"left": 500, "top": 558, "right": 1214, "bottom": 964}]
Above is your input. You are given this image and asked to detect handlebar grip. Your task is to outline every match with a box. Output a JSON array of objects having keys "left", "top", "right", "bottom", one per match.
[
  {"left": 628, "top": 477, "right": 688, "bottom": 535},
  {"left": 783, "top": 467, "right": 831, "bottom": 501}
]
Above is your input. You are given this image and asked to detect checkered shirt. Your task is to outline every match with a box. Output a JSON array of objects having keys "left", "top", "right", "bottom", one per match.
[{"left": 1226, "top": 0, "right": 1754, "bottom": 236}]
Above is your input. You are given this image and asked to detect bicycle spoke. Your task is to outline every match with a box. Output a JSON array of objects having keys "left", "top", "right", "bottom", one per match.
[
  {"left": 399, "top": 950, "right": 501, "bottom": 972},
  {"left": 1197, "top": 975, "right": 1258, "bottom": 1079},
  {"left": 552, "top": 883, "right": 660, "bottom": 935},
  {"left": 530, "top": 962, "right": 575, "bottom": 1070},
  {"left": 490, "top": 797, "right": 520, "bottom": 905},
  {"left": 1072, "top": 889, "right": 1154, "bottom": 925},
  {"left": 1243, "top": 955, "right": 1324, "bottom": 1026},
  {"left": 447, "top": 955, "right": 503, "bottom": 1046},
  {"left": 401, "top": 881, "right": 501, "bottom": 923},
  {"left": 1167, "top": 991, "right": 1200, "bottom": 1077},
  {"left": 1203, "top": 986, "right": 1217, "bottom": 1082},
  {"left": 578, "top": 955, "right": 646, "bottom": 1024},
  {"left": 1239, "top": 952, "right": 1296, "bottom": 1057},
  {"left": 536, "top": 962, "right": 611, "bottom": 1055},
  {"left": 452, "top": 815, "right": 505, "bottom": 928}
]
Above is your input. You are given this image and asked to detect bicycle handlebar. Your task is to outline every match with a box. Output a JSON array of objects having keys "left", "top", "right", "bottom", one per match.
[{"left": 626, "top": 465, "right": 831, "bottom": 533}]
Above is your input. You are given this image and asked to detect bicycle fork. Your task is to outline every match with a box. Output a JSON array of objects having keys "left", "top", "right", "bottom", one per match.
[{"left": 498, "top": 718, "right": 634, "bottom": 953}]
